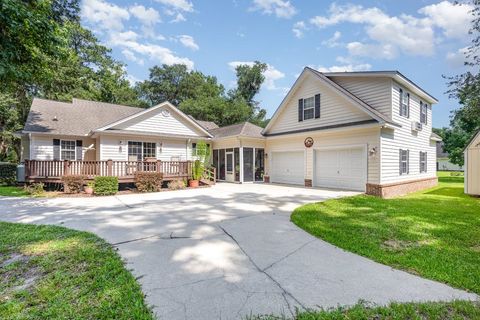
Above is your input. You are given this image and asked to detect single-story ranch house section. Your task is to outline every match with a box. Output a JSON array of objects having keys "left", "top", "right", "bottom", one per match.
[{"left": 19, "top": 67, "right": 440, "bottom": 197}]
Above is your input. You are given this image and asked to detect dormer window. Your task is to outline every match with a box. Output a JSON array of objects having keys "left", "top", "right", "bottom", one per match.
[
  {"left": 303, "top": 97, "right": 315, "bottom": 120},
  {"left": 399, "top": 88, "right": 409, "bottom": 118}
]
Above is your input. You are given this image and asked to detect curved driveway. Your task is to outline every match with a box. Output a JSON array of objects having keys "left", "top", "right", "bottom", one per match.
[{"left": 0, "top": 183, "right": 476, "bottom": 319}]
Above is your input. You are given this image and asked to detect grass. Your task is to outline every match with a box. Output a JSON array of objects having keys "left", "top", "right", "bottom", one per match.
[
  {"left": 0, "top": 222, "right": 153, "bottom": 319},
  {"left": 250, "top": 300, "right": 480, "bottom": 320},
  {"left": 0, "top": 186, "right": 29, "bottom": 197},
  {"left": 286, "top": 171, "right": 480, "bottom": 319}
]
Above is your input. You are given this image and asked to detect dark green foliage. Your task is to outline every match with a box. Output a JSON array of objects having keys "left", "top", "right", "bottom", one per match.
[
  {"left": 61, "top": 175, "right": 86, "bottom": 193},
  {"left": 93, "top": 176, "right": 118, "bottom": 195},
  {"left": 134, "top": 172, "right": 163, "bottom": 192},
  {"left": 0, "top": 162, "right": 17, "bottom": 185}
]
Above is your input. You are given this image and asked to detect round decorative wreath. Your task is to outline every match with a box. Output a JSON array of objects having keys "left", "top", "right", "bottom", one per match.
[{"left": 304, "top": 137, "right": 314, "bottom": 148}]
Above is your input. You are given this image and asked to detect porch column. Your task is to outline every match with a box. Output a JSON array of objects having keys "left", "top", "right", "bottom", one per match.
[{"left": 239, "top": 146, "right": 244, "bottom": 183}]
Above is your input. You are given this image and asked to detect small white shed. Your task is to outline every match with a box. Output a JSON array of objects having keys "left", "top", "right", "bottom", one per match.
[{"left": 465, "top": 130, "right": 480, "bottom": 196}]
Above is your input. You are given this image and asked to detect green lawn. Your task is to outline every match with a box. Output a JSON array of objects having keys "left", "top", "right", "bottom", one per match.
[
  {"left": 0, "top": 222, "right": 153, "bottom": 319},
  {"left": 0, "top": 186, "right": 29, "bottom": 197},
  {"left": 287, "top": 172, "right": 480, "bottom": 318}
]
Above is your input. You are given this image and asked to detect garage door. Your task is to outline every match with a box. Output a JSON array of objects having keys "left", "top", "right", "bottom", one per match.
[
  {"left": 315, "top": 147, "right": 366, "bottom": 191},
  {"left": 271, "top": 151, "right": 304, "bottom": 185}
]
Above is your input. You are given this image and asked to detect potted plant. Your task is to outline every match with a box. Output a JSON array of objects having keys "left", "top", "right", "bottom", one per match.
[
  {"left": 189, "top": 160, "right": 202, "bottom": 188},
  {"left": 84, "top": 181, "right": 94, "bottom": 195}
]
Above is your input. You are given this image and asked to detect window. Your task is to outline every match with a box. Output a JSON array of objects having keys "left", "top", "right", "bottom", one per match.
[
  {"left": 60, "top": 140, "right": 76, "bottom": 160},
  {"left": 303, "top": 96, "right": 314, "bottom": 120},
  {"left": 399, "top": 149, "right": 409, "bottom": 175},
  {"left": 143, "top": 142, "right": 156, "bottom": 158},
  {"left": 420, "top": 102, "right": 428, "bottom": 124},
  {"left": 420, "top": 152, "right": 427, "bottom": 173},
  {"left": 128, "top": 141, "right": 156, "bottom": 161},
  {"left": 399, "top": 89, "right": 409, "bottom": 118}
]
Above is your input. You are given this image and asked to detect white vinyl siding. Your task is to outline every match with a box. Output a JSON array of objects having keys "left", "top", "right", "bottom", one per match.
[
  {"left": 328, "top": 76, "right": 393, "bottom": 119},
  {"left": 99, "top": 135, "right": 191, "bottom": 162},
  {"left": 114, "top": 106, "right": 203, "bottom": 137},
  {"left": 266, "top": 73, "right": 372, "bottom": 135},
  {"left": 380, "top": 83, "right": 436, "bottom": 183},
  {"left": 30, "top": 135, "right": 94, "bottom": 161}
]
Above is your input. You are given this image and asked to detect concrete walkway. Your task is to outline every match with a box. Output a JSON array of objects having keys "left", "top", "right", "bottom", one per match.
[{"left": 0, "top": 183, "right": 476, "bottom": 319}]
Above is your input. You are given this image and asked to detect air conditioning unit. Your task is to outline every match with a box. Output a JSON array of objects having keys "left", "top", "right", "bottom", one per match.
[{"left": 411, "top": 121, "right": 423, "bottom": 131}]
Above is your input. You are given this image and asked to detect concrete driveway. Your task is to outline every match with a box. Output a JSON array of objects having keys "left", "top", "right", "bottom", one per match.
[{"left": 0, "top": 183, "right": 476, "bottom": 319}]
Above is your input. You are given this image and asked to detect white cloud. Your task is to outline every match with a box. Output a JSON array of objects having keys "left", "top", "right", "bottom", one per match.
[
  {"left": 129, "top": 5, "right": 160, "bottom": 26},
  {"left": 171, "top": 13, "right": 186, "bottom": 23},
  {"left": 322, "top": 31, "right": 342, "bottom": 48},
  {"left": 177, "top": 35, "right": 199, "bottom": 51},
  {"left": 251, "top": 0, "right": 297, "bottom": 19},
  {"left": 81, "top": 0, "right": 130, "bottom": 31},
  {"left": 292, "top": 21, "right": 307, "bottom": 38},
  {"left": 309, "top": 2, "right": 474, "bottom": 59},
  {"left": 121, "top": 49, "right": 144, "bottom": 65},
  {"left": 228, "top": 61, "right": 285, "bottom": 90},
  {"left": 314, "top": 63, "right": 372, "bottom": 73},
  {"left": 156, "top": 0, "right": 193, "bottom": 12},
  {"left": 446, "top": 46, "right": 470, "bottom": 68},
  {"left": 419, "top": 1, "right": 473, "bottom": 39}
]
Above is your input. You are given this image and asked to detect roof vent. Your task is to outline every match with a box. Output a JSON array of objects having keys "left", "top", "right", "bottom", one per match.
[{"left": 52, "top": 116, "right": 58, "bottom": 121}]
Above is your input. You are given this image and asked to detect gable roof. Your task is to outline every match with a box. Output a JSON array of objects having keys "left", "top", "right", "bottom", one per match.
[
  {"left": 324, "top": 70, "right": 438, "bottom": 104},
  {"left": 187, "top": 116, "right": 219, "bottom": 131},
  {"left": 209, "top": 122, "right": 264, "bottom": 139},
  {"left": 94, "top": 101, "right": 212, "bottom": 137},
  {"left": 23, "top": 98, "right": 142, "bottom": 136},
  {"left": 465, "top": 129, "right": 480, "bottom": 151},
  {"left": 263, "top": 67, "right": 399, "bottom": 134}
]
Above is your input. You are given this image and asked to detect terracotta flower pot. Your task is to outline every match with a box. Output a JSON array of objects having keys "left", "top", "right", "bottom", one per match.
[
  {"left": 84, "top": 186, "right": 94, "bottom": 194},
  {"left": 189, "top": 180, "right": 199, "bottom": 188}
]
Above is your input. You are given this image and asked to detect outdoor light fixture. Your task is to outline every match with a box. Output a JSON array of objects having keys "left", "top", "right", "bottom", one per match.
[{"left": 369, "top": 147, "right": 377, "bottom": 156}]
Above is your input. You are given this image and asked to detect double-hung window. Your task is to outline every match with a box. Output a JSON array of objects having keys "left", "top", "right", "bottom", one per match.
[
  {"left": 419, "top": 151, "right": 427, "bottom": 173},
  {"left": 60, "top": 140, "right": 76, "bottom": 160},
  {"left": 399, "top": 149, "right": 409, "bottom": 175},
  {"left": 399, "top": 89, "right": 409, "bottom": 118},
  {"left": 420, "top": 102, "right": 428, "bottom": 124},
  {"left": 303, "top": 97, "right": 315, "bottom": 120},
  {"left": 143, "top": 142, "right": 156, "bottom": 158}
]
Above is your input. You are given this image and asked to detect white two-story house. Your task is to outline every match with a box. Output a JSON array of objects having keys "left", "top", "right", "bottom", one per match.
[{"left": 20, "top": 67, "right": 439, "bottom": 197}]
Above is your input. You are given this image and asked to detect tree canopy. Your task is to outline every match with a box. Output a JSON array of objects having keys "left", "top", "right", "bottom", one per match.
[{"left": 441, "top": 0, "right": 480, "bottom": 166}]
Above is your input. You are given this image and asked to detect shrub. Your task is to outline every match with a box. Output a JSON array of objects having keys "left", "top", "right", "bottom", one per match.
[
  {"left": 192, "top": 160, "right": 203, "bottom": 181},
  {"left": 25, "top": 182, "right": 45, "bottom": 196},
  {"left": 0, "top": 162, "right": 17, "bottom": 185},
  {"left": 62, "top": 175, "right": 86, "bottom": 193},
  {"left": 167, "top": 179, "right": 186, "bottom": 190},
  {"left": 134, "top": 172, "right": 163, "bottom": 192},
  {"left": 94, "top": 176, "right": 118, "bottom": 196}
]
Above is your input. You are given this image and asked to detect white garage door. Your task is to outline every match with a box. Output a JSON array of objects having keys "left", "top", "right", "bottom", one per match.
[
  {"left": 271, "top": 151, "right": 304, "bottom": 185},
  {"left": 315, "top": 147, "right": 366, "bottom": 191}
]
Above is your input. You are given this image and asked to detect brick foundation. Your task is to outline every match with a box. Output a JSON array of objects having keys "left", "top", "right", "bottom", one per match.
[
  {"left": 263, "top": 175, "right": 270, "bottom": 183},
  {"left": 366, "top": 177, "right": 438, "bottom": 198},
  {"left": 304, "top": 179, "right": 312, "bottom": 187}
]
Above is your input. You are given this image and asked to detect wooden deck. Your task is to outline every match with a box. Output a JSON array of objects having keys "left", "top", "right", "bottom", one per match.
[{"left": 24, "top": 159, "right": 197, "bottom": 183}]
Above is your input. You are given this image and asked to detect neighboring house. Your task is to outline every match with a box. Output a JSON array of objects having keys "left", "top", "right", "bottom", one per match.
[
  {"left": 436, "top": 141, "right": 463, "bottom": 171},
  {"left": 464, "top": 129, "right": 480, "bottom": 196},
  {"left": 19, "top": 67, "right": 440, "bottom": 197}
]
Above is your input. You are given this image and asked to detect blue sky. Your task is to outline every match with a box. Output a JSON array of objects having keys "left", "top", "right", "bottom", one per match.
[{"left": 81, "top": 0, "right": 474, "bottom": 127}]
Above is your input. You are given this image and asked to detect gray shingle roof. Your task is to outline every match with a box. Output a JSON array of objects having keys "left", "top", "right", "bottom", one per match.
[
  {"left": 209, "top": 122, "right": 264, "bottom": 139},
  {"left": 188, "top": 117, "right": 219, "bottom": 131},
  {"left": 24, "top": 98, "right": 144, "bottom": 136}
]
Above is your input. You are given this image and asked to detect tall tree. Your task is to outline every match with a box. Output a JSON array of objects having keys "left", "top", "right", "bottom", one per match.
[{"left": 444, "top": 1, "right": 480, "bottom": 166}]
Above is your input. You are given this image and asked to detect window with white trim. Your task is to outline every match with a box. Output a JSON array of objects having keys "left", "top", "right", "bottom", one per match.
[
  {"left": 420, "top": 151, "right": 427, "bottom": 173},
  {"left": 420, "top": 102, "right": 428, "bottom": 124},
  {"left": 399, "top": 89, "right": 409, "bottom": 118},
  {"left": 128, "top": 141, "right": 156, "bottom": 161},
  {"left": 399, "top": 149, "right": 409, "bottom": 175},
  {"left": 60, "top": 140, "right": 76, "bottom": 160},
  {"left": 303, "top": 96, "right": 314, "bottom": 120}
]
